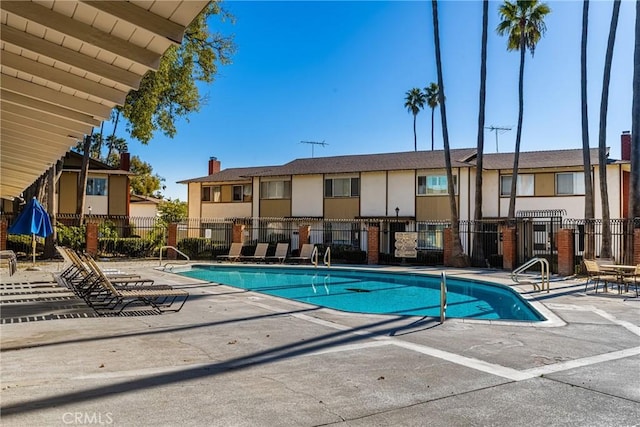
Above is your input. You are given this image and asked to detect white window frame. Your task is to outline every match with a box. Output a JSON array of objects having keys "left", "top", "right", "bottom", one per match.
[
  {"left": 417, "top": 174, "right": 457, "bottom": 195},
  {"left": 500, "top": 174, "right": 534, "bottom": 197},
  {"left": 260, "top": 180, "right": 291, "bottom": 199},
  {"left": 556, "top": 172, "right": 585, "bottom": 195}
]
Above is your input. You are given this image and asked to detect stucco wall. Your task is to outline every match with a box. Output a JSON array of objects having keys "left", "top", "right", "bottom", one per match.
[
  {"left": 292, "top": 175, "right": 323, "bottom": 217},
  {"left": 360, "top": 171, "right": 387, "bottom": 217},
  {"left": 387, "top": 170, "right": 415, "bottom": 217}
]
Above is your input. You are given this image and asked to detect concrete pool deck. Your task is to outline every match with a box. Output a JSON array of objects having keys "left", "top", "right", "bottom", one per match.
[{"left": 1, "top": 260, "right": 639, "bottom": 426}]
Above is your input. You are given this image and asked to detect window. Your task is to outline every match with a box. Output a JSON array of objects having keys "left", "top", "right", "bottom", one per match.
[
  {"left": 500, "top": 174, "right": 534, "bottom": 197},
  {"left": 324, "top": 177, "right": 360, "bottom": 197},
  {"left": 202, "top": 186, "right": 221, "bottom": 202},
  {"left": 556, "top": 172, "right": 585, "bottom": 195},
  {"left": 233, "top": 185, "right": 243, "bottom": 202},
  {"left": 417, "top": 175, "right": 457, "bottom": 195},
  {"left": 86, "top": 178, "right": 107, "bottom": 196},
  {"left": 260, "top": 181, "right": 291, "bottom": 199}
]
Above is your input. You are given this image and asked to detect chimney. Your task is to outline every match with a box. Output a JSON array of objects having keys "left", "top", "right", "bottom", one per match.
[
  {"left": 621, "top": 131, "right": 631, "bottom": 161},
  {"left": 120, "top": 152, "right": 130, "bottom": 171},
  {"left": 208, "top": 157, "right": 221, "bottom": 175}
]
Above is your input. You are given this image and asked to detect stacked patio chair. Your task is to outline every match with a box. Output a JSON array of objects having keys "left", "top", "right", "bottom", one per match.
[{"left": 56, "top": 247, "right": 188, "bottom": 314}]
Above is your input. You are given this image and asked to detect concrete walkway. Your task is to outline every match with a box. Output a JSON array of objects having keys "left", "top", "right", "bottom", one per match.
[{"left": 1, "top": 260, "right": 639, "bottom": 426}]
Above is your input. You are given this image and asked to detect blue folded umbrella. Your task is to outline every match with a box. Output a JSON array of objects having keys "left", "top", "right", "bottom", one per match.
[{"left": 9, "top": 197, "right": 53, "bottom": 264}]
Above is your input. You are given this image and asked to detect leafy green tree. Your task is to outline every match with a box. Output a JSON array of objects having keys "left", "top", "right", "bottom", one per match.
[
  {"left": 497, "top": 0, "right": 550, "bottom": 220},
  {"left": 120, "top": 2, "right": 235, "bottom": 144},
  {"left": 424, "top": 83, "right": 441, "bottom": 151},
  {"left": 432, "top": 0, "right": 469, "bottom": 267},
  {"left": 129, "top": 156, "right": 165, "bottom": 197},
  {"left": 597, "top": 0, "right": 621, "bottom": 259},
  {"left": 158, "top": 199, "right": 188, "bottom": 223},
  {"left": 404, "top": 88, "right": 426, "bottom": 151},
  {"left": 472, "top": 0, "right": 489, "bottom": 267}
]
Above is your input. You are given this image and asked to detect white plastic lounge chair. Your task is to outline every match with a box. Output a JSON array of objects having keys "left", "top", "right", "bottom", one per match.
[
  {"left": 241, "top": 243, "right": 269, "bottom": 262},
  {"left": 217, "top": 243, "right": 243, "bottom": 262},
  {"left": 265, "top": 243, "right": 289, "bottom": 263},
  {"left": 287, "top": 244, "right": 316, "bottom": 264}
]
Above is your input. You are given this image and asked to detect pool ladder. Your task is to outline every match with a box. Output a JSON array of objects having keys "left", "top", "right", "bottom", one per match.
[
  {"left": 511, "top": 257, "right": 550, "bottom": 293},
  {"left": 311, "top": 246, "right": 331, "bottom": 268},
  {"left": 440, "top": 272, "right": 447, "bottom": 324}
]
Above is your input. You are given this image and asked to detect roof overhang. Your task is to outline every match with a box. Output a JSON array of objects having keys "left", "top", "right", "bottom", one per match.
[{"left": 0, "top": 0, "right": 209, "bottom": 199}]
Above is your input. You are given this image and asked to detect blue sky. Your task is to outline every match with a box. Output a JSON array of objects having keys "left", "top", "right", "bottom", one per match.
[{"left": 106, "top": 0, "right": 636, "bottom": 201}]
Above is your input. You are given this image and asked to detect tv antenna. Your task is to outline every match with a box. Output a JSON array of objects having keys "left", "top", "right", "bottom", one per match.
[
  {"left": 485, "top": 126, "right": 512, "bottom": 153},
  {"left": 300, "top": 140, "right": 328, "bottom": 158}
]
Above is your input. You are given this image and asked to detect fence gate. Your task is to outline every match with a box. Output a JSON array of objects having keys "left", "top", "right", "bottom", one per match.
[{"left": 516, "top": 210, "right": 566, "bottom": 273}]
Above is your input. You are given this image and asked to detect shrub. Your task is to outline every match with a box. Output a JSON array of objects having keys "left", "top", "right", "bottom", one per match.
[
  {"left": 98, "top": 238, "right": 156, "bottom": 258},
  {"left": 57, "top": 224, "right": 86, "bottom": 251}
]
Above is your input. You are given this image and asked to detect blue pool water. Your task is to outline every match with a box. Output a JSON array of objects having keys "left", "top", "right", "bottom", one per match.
[{"left": 179, "top": 265, "right": 544, "bottom": 321}]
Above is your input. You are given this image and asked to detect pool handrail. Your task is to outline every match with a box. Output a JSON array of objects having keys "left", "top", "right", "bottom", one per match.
[
  {"left": 323, "top": 247, "right": 331, "bottom": 268},
  {"left": 440, "top": 271, "right": 447, "bottom": 324},
  {"left": 159, "top": 246, "right": 190, "bottom": 266},
  {"left": 511, "top": 257, "right": 550, "bottom": 293},
  {"left": 311, "top": 246, "right": 319, "bottom": 267}
]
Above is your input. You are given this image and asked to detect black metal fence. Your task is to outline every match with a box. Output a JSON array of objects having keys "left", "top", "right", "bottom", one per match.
[
  {"left": 3, "top": 213, "right": 637, "bottom": 270},
  {"left": 563, "top": 218, "right": 639, "bottom": 269}
]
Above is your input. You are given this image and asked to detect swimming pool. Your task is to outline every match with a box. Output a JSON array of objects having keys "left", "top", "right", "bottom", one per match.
[{"left": 178, "top": 265, "right": 545, "bottom": 322}]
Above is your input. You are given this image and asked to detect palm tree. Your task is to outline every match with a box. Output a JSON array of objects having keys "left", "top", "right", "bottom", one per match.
[
  {"left": 580, "top": 0, "right": 596, "bottom": 259},
  {"left": 497, "top": 0, "right": 550, "bottom": 220},
  {"left": 424, "top": 83, "right": 441, "bottom": 151},
  {"left": 432, "top": 0, "right": 469, "bottom": 267},
  {"left": 631, "top": 0, "right": 640, "bottom": 220},
  {"left": 472, "top": 0, "right": 489, "bottom": 267},
  {"left": 404, "top": 88, "right": 426, "bottom": 151},
  {"left": 597, "top": 0, "right": 621, "bottom": 259}
]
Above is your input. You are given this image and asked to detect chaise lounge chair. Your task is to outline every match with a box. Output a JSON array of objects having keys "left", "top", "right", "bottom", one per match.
[
  {"left": 241, "top": 243, "right": 269, "bottom": 262},
  {"left": 286, "top": 244, "right": 316, "bottom": 264},
  {"left": 81, "top": 254, "right": 189, "bottom": 314},
  {"left": 265, "top": 243, "right": 289, "bottom": 264},
  {"left": 217, "top": 243, "right": 243, "bottom": 262}
]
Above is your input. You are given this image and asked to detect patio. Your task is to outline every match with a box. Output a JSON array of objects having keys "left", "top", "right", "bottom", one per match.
[{"left": 1, "top": 260, "right": 639, "bottom": 426}]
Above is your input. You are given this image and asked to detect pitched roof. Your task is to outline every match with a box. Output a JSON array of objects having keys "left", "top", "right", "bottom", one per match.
[
  {"left": 245, "top": 148, "right": 479, "bottom": 177},
  {"left": 178, "top": 146, "right": 622, "bottom": 184},
  {"left": 177, "top": 166, "right": 276, "bottom": 184},
  {"left": 480, "top": 148, "right": 602, "bottom": 170}
]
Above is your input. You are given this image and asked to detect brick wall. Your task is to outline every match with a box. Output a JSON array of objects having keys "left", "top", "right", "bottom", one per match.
[
  {"left": 232, "top": 224, "right": 245, "bottom": 244},
  {"left": 0, "top": 219, "right": 7, "bottom": 251},
  {"left": 85, "top": 222, "right": 98, "bottom": 256},
  {"left": 298, "top": 225, "right": 310, "bottom": 252},
  {"left": 167, "top": 223, "right": 178, "bottom": 260},
  {"left": 557, "top": 228, "right": 575, "bottom": 276},
  {"left": 443, "top": 228, "right": 452, "bottom": 267},
  {"left": 502, "top": 227, "right": 517, "bottom": 270},
  {"left": 367, "top": 225, "right": 379, "bottom": 265}
]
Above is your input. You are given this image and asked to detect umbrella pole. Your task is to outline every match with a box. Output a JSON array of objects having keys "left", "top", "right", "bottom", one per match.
[{"left": 32, "top": 234, "right": 36, "bottom": 265}]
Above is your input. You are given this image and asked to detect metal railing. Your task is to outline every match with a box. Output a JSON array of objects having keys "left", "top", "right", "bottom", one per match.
[
  {"left": 440, "top": 272, "right": 447, "bottom": 324},
  {"left": 511, "top": 257, "right": 550, "bottom": 293},
  {"left": 159, "top": 245, "right": 190, "bottom": 266}
]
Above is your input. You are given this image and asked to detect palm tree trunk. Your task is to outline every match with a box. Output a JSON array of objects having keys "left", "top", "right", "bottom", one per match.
[
  {"left": 508, "top": 30, "right": 526, "bottom": 221},
  {"left": 598, "top": 0, "right": 621, "bottom": 259},
  {"left": 432, "top": 0, "right": 469, "bottom": 267},
  {"left": 106, "top": 110, "right": 121, "bottom": 160},
  {"left": 77, "top": 132, "right": 92, "bottom": 225},
  {"left": 472, "top": 0, "right": 489, "bottom": 267},
  {"left": 581, "top": 0, "right": 596, "bottom": 259},
  {"left": 630, "top": 0, "right": 640, "bottom": 220},
  {"left": 431, "top": 107, "right": 435, "bottom": 151},
  {"left": 413, "top": 114, "right": 418, "bottom": 151}
]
